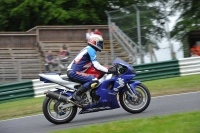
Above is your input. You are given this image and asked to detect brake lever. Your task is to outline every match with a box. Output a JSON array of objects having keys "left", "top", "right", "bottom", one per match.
[{"left": 115, "top": 64, "right": 120, "bottom": 75}]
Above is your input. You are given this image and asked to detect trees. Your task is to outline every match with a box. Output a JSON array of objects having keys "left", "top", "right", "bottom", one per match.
[
  {"left": 0, "top": 0, "right": 139, "bottom": 31},
  {"left": 0, "top": 0, "right": 72, "bottom": 31},
  {"left": 170, "top": 0, "right": 200, "bottom": 40}
]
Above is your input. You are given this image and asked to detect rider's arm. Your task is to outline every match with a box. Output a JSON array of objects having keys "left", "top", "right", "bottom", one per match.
[
  {"left": 92, "top": 61, "right": 108, "bottom": 73},
  {"left": 87, "top": 47, "right": 108, "bottom": 73}
]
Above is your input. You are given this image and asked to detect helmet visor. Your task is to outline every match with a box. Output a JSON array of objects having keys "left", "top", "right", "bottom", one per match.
[{"left": 97, "top": 41, "right": 104, "bottom": 50}]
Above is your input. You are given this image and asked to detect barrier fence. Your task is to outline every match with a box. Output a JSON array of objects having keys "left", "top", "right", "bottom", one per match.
[
  {"left": 0, "top": 56, "right": 200, "bottom": 103},
  {"left": 133, "top": 60, "right": 180, "bottom": 81},
  {"left": 0, "top": 80, "right": 34, "bottom": 103}
]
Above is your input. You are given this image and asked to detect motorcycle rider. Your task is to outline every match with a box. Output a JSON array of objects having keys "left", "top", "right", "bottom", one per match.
[{"left": 67, "top": 34, "right": 116, "bottom": 104}]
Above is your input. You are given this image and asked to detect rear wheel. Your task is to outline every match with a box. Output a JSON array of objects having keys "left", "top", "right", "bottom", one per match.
[
  {"left": 119, "top": 83, "right": 151, "bottom": 113},
  {"left": 42, "top": 96, "right": 77, "bottom": 124}
]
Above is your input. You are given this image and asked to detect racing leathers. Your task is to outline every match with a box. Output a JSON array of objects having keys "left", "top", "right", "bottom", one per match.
[{"left": 67, "top": 46, "right": 108, "bottom": 90}]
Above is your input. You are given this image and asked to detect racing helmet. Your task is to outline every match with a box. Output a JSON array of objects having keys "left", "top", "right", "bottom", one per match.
[{"left": 88, "top": 34, "right": 104, "bottom": 51}]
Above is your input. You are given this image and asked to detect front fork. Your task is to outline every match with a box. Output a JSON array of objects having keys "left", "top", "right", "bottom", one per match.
[
  {"left": 126, "top": 84, "right": 138, "bottom": 100},
  {"left": 126, "top": 81, "right": 141, "bottom": 100}
]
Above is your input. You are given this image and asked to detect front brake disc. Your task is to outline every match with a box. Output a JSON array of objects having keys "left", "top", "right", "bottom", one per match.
[{"left": 126, "top": 91, "right": 143, "bottom": 105}]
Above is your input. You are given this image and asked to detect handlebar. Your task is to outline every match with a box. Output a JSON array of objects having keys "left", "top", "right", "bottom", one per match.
[{"left": 109, "top": 64, "right": 127, "bottom": 75}]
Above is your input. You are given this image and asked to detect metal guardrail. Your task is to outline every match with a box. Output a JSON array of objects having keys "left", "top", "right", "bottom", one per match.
[
  {"left": 113, "top": 35, "right": 137, "bottom": 64},
  {"left": 0, "top": 61, "right": 22, "bottom": 83},
  {"left": 0, "top": 59, "right": 42, "bottom": 84},
  {"left": 111, "top": 23, "right": 148, "bottom": 64},
  {"left": 112, "top": 23, "right": 140, "bottom": 50},
  {"left": 111, "top": 23, "right": 137, "bottom": 63}
]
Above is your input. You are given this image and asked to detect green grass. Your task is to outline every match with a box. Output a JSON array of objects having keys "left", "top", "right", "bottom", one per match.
[
  {"left": 0, "top": 74, "right": 200, "bottom": 121},
  {"left": 144, "top": 74, "right": 200, "bottom": 96},
  {"left": 49, "top": 111, "right": 200, "bottom": 133},
  {"left": 0, "top": 96, "right": 45, "bottom": 120}
]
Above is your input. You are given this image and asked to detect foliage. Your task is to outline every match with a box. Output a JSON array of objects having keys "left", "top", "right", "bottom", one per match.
[
  {"left": 170, "top": 0, "right": 200, "bottom": 40},
  {"left": 0, "top": 0, "right": 140, "bottom": 31}
]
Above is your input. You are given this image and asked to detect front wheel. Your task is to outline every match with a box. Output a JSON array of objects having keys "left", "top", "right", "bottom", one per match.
[
  {"left": 119, "top": 83, "right": 151, "bottom": 113},
  {"left": 42, "top": 96, "right": 77, "bottom": 124}
]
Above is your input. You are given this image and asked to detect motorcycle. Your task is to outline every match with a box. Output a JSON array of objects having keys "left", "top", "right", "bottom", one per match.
[{"left": 39, "top": 57, "right": 151, "bottom": 124}]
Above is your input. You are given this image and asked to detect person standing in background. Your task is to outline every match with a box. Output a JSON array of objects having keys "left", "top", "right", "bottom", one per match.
[
  {"left": 86, "top": 29, "right": 94, "bottom": 40},
  {"left": 93, "top": 29, "right": 102, "bottom": 36},
  {"left": 190, "top": 41, "right": 200, "bottom": 56}
]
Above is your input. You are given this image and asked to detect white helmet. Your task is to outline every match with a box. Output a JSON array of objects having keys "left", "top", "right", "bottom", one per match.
[{"left": 87, "top": 34, "right": 104, "bottom": 51}]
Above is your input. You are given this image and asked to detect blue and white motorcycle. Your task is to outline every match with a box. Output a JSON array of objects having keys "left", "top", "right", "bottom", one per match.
[{"left": 39, "top": 58, "right": 151, "bottom": 124}]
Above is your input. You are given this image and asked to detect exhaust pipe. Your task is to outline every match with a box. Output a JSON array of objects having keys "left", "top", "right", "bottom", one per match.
[
  {"left": 44, "top": 91, "right": 83, "bottom": 108},
  {"left": 45, "top": 90, "right": 69, "bottom": 103}
]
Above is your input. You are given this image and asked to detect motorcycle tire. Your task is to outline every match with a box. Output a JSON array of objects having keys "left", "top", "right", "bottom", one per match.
[
  {"left": 42, "top": 91, "right": 77, "bottom": 124},
  {"left": 119, "top": 83, "right": 151, "bottom": 114}
]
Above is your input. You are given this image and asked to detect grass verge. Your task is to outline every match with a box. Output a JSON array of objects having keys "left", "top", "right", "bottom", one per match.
[
  {"left": 144, "top": 74, "right": 200, "bottom": 96},
  {"left": 49, "top": 111, "right": 200, "bottom": 133},
  {"left": 0, "top": 97, "right": 44, "bottom": 120},
  {"left": 0, "top": 74, "right": 200, "bottom": 120}
]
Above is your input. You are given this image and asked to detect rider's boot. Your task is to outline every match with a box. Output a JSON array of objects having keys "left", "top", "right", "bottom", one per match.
[{"left": 73, "top": 86, "right": 88, "bottom": 104}]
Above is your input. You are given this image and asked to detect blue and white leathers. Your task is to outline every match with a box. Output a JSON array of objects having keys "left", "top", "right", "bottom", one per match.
[{"left": 67, "top": 46, "right": 108, "bottom": 89}]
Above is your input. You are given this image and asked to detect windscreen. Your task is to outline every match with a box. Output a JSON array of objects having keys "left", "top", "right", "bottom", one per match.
[{"left": 113, "top": 57, "right": 133, "bottom": 70}]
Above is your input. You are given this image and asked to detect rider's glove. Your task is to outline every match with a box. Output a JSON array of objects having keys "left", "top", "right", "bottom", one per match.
[{"left": 107, "top": 67, "right": 117, "bottom": 74}]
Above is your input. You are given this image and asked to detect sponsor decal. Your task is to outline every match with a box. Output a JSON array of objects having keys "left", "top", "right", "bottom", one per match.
[{"left": 113, "top": 78, "right": 125, "bottom": 91}]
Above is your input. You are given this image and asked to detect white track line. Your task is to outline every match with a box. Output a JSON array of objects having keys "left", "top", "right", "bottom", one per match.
[
  {"left": 0, "top": 114, "right": 43, "bottom": 122},
  {"left": 1, "top": 91, "right": 200, "bottom": 122},
  {"left": 152, "top": 91, "right": 200, "bottom": 98}
]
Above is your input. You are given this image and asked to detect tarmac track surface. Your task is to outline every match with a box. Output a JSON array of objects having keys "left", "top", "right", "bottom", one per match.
[{"left": 0, "top": 91, "right": 200, "bottom": 133}]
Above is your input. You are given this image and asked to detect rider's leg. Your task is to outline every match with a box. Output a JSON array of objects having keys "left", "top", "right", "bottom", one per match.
[
  {"left": 73, "top": 80, "right": 100, "bottom": 103},
  {"left": 67, "top": 70, "right": 97, "bottom": 103},
  {"left": 72, "top": 86, "right": 88, "bottom": 103}
]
